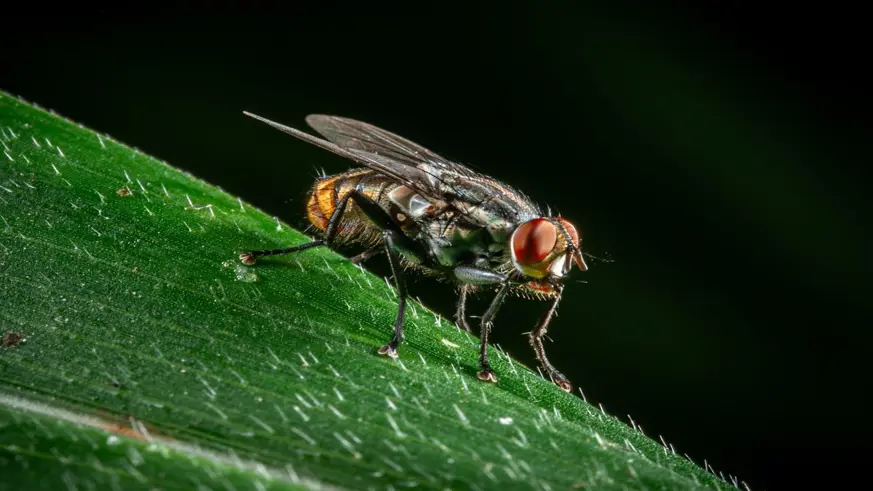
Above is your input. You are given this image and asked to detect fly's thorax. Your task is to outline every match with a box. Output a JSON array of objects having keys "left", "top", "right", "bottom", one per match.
[{"left": 422, "top": 218, "right": 511, "bottom": 269}]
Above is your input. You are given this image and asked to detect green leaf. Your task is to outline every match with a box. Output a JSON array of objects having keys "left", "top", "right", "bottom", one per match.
[{"left": 0, "top": 91, "right": 729, "bottom": 490}]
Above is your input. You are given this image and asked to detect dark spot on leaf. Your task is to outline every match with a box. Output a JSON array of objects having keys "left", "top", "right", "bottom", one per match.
[
  {"left": 117, "top": 187, "right": 132, "bottom": 196},
  {"left": 3, "top": 331, "right": 23, "bottom": 348}
]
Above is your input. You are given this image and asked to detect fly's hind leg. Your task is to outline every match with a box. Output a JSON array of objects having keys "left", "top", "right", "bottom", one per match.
[
  {"left": 239, "top": 241, "right": 324, "bottom": 265},
  {"left": 239, "top": 192, "right": 354, "bottom": 265}
]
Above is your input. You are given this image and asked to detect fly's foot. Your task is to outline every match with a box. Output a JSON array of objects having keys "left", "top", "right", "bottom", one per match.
[
  {"left": 378, "top": 344, "right": 399, "bottom": 359},
  {"left": 239, "top": 252, "right": 257, "bottom": 265},
  {"left": 550, "top": 371, "right": 572, "bottom": 392},
  {"left": 477, "top": 366, "right": 498, "bottom": 383}
]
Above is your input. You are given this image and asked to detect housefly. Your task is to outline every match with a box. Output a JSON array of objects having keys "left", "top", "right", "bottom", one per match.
[{"left": 239, "top": 112, "right": 588, "bottom": 392}]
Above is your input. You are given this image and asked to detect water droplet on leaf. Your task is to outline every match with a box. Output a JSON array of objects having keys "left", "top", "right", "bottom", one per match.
[{"left": 234, "top": 264, "right": 259, "bottom": 283}]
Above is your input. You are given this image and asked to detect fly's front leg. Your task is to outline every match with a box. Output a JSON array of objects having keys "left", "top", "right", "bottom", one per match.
[
  {"left": 454, "top": 266, "right": 510, "bottom": 383},
  {"left": 239, "top": 192, "right": 353, "bottom": 265},
  {"left": 529, "top": 284, "right": 572, "bottom": 392}
]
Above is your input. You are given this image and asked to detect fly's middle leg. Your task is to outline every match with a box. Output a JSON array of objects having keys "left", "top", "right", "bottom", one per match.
[
  {"left": 454, "top": 284, "right": 473, "bottom": 333},
  {"left": 476, "top": 282, "right": 510, "bottom": 383}
]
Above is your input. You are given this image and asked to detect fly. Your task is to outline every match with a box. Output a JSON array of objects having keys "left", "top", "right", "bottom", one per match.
[{"left": 239, "top": 112, "right": 588, "bottom": 392}]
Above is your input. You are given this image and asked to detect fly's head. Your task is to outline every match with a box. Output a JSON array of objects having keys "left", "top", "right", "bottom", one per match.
[{"left": 509, "top": 217, "right": 587, "bottom": 290}]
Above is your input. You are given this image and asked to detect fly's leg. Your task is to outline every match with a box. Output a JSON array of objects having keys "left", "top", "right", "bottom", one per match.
[
  {"left": 239, "top": 192, "right": 354, "bottom": 265},
  {"left": 454, "top": 266, "right": 510, "bottom": 383},
  {"left": 339, "top": 188, "right": 431, "bottom": 359},
  {"left": 239, "top": 242, "right": 324, "bottom": 265},
  {"left": 454, "top": 284, "right": 473, "bottom": 333},
  {"left": 529, "top": 284, "right": 572, "bottom": 392},
  {"left": 476, "top": 283, "right": 510, "bottom": 383},
  {"left": 376, "top": 229, "right": 408, "bottom": 359}
]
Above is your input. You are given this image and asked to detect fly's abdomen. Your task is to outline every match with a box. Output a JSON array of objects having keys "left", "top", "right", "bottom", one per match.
[
  {"left": 305, "top": 169, "right": 365, "bottom": 231},
  {"left": 305, "top": 169, "right": 389, "bottom": 246},
  {"left": 306, "top": 178, "right": 334, "bottom": 231}
]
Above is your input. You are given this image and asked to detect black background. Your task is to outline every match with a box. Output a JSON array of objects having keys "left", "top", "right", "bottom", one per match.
[{"left": 4, "top": 4, "right": 871, "bottom": 490}]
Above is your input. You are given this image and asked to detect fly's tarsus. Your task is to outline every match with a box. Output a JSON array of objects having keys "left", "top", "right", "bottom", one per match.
[{"left": 477, "top": 366, "right": 498, "bottom": 383}]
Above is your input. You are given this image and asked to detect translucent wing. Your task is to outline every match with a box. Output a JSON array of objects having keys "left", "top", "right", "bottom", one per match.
[
  {"left": 304, "top": 114, "right": 480, "bottom": 178},
  {"left": 243, "top": 111, "right": 443, "bottom": 199},
  {"left": 243, "top": 111, "right": 542, "bottom": 224}
]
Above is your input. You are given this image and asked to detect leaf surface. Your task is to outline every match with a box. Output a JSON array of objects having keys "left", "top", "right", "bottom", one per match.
[{"left": 0, "top": 92, "right": 727, "bottom": 490}]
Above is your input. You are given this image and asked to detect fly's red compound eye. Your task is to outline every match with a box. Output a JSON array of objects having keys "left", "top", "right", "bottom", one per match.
[{"left": 512, "top": 218, "right": 558, "bottom": 265}]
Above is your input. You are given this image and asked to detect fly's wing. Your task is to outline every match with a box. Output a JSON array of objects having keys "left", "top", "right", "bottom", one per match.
[
  {"left": 243, "top": 111, "right": 542, "bottom": 226},
  {"left": 244, "top": 111, "right": 444, "bottom": 200},
  {"left": 304, "top": 114, "right": 542, "bottom": 222},
  {"left": 305, "top": 114, "right": 480, "bottom": 178},
  {"left": 305, "top": 114, "right": 493, "bottom": 205}
]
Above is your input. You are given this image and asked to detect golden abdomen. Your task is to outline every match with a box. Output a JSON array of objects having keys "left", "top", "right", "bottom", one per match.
[{"left": 305, "top": 169, "right": 389, "bottom": 245}]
